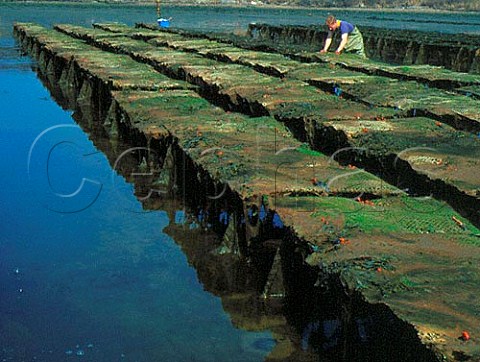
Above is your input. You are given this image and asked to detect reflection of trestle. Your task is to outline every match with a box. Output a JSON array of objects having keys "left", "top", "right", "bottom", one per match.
[
  {"left": 21, "top": 27, "right": 293, "bottom": 355},
  {"left": 37, "top": 31, "right": 288, "bottom": 301},
  {"left": 218, "top": 212, "right": 240, "bottom": 255},
  {"left": 262, "top": 246, "right": 285, "bottom": 299}
]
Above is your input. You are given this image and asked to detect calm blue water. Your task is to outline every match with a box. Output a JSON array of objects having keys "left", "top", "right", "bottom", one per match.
[
  {"left": 0, "top": 6, "right": 276, "bottom": 362},
  {"left": 1, "top": 3, "right": 478, "bottom": 361}
]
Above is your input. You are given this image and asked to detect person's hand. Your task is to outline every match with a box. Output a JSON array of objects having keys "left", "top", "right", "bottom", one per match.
[{"left": 335, "top": 50, "right": 342, "bottom": 55}]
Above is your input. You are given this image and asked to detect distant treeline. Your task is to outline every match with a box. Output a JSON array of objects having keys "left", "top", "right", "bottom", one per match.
[
  {"left": 1, "top": 0, "right": 480, "bottom": 11},
  {"left": 290, "top": 0, "right": 480, "bottom": 11}
]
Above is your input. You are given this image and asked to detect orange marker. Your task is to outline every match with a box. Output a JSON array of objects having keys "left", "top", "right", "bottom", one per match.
[
  {"left": 452, "top": 216, "right": 466, "bottom": 230},
  {"left": 461, "top": 331, "right": 470, "bottom": 341}
]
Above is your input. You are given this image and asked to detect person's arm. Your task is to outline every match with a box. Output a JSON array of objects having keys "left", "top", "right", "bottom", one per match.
[
  {"left": 336, "top": 33, "right": 349, "bottom": 54},
  {"left": 320, "top": 31, "right": 333, "bottom": 53}
]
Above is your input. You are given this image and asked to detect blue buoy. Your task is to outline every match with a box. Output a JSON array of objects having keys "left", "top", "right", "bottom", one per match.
[{"left": 158, "top": 18, "right": 171, "bottom": 28}]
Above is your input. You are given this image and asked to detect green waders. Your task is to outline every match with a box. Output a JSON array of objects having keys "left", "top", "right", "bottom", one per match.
[{"left": 344, "top": 26, "right": 366, "bottom": 58}]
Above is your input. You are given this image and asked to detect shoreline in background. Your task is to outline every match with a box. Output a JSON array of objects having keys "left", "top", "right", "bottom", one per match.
[{"left": 0, "top": 0, "right": 475, "bottom": 14}]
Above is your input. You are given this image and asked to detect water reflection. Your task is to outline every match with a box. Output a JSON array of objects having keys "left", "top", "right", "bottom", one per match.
[{"left": 0, "top": 37, "right": 276, "bottom": 362}]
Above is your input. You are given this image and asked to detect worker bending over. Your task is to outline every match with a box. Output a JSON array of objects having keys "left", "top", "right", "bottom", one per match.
[{"left": 320, "top": 15, "right": 366, "bottom": 58}]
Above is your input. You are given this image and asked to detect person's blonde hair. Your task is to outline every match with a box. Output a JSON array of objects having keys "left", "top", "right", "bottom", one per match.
[{"left": 326, "top": 15, "right": 336, "bottom": 26}]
